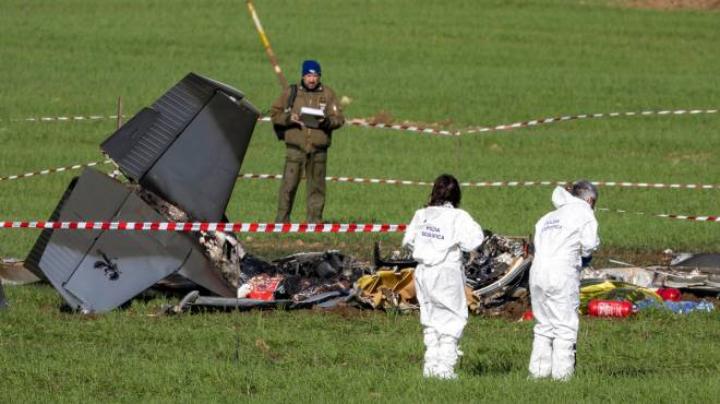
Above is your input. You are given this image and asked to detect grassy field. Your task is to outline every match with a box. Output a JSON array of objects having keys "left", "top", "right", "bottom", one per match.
[
  {"left": 1, "top": 0, "right": 719, "bottom": 401},
  {"left": 3, "top": 284, "right": 720, "bottom": 402},
  {"left": 1, "top": 0, "right": 719, "bottom": 256}
]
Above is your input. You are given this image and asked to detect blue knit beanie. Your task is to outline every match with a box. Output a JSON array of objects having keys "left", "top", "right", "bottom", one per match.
[{"left": 302, "top": 60, "right": 321, "bottom": 76}]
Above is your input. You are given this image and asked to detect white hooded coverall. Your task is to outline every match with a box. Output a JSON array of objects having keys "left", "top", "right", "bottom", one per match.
[
  {"left": 402, "top": 203, "right": 484, "bottom": 379},
  {"left": 529, "top": 187, "right": 599, "bottom": 380}
]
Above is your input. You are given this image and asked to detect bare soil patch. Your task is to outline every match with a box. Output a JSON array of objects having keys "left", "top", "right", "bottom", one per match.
[
  {"left": 358, "top": 110, "right": 454, "bottom": 129},
  {"left": 593, "top": 247, "right": 668, "bottom": 267},
  {"left": 491, "top": 298, "right": 532, "bottom": 321},
  {"left": 624, "top": 0, "right": 720, "bottom": 10}
]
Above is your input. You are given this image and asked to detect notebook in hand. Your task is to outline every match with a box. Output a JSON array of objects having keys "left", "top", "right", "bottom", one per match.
[{"left": 300, "top": 106, "right": 325, "bottom": 129}]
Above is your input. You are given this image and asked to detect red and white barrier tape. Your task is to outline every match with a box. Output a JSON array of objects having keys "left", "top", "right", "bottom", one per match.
[
  {"left": 462, "top": 108, "right": 718, "bottom": 135},
  {"left": 239, "top": 173, "right": 437, "bottom": 185},
  {"left": 9, "top": 113, "right": 458, "bottom": 138},
  {"left": 238, "top": 173, "right": 720, "bottom": 190},
  {"left": 10, "top": 114, "right": 266, "bottom": 123},
  {"left": 2, "top": 160, "right": 719, "bottom": 191},
  {"left": 346, "top": 118, "right": 460, "bottom": 136},
  {"left": 11, "top": 115, "right": 122, "bottom": 123},
  {"left": 3, "top": 115, "right": 266, "bottom": 123},
  {"left": 6, "top": 107, "right": 717, "bottom": 138},
  {"left": 598, "top": 208, "right": 720, "bottom": 223},
  {"left": 7, "top": 113, "right": 460, "bottom": 136},
  {"left": 0, "top": 160, "right": 113, "bottom": 182},
  {"left": 208, "top": 115, "right": 459, "bottom": 137},
  {"left": 0, "top": 221, "right": 407, "bottom": 233},
  {"left": 1, "top": 211, "right": 717, "bottom": 232}
]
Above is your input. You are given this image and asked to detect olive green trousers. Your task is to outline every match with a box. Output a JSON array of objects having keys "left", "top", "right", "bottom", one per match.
[{"left": 275, "top": 147, "right": 327, "bottom": 223}]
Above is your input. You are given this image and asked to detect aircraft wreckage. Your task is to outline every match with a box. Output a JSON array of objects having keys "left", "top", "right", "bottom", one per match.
[
  {"left": 19, "top": 73, "right": 716, "bottom": 316},
  {"left": 165, "top": 235, "right": 532, "bottom": 314},
  {"left": 16, "top": 72, "right": 535, "bottom": 315},
  {"left": 582, "top": 253, "right": 720, "bottom": 292},
  {"left": 25, "top": 73, "right": 258, "bottom": 312}
]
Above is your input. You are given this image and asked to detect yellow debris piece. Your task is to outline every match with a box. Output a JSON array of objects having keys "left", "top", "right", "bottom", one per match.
[{"left": 356, "top": 268, "right": 417, "bottom": 311}]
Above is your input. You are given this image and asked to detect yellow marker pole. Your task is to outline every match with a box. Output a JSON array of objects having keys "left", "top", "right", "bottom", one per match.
[{"left": 246, "top": 0, "right": 289, "bottom": 90}]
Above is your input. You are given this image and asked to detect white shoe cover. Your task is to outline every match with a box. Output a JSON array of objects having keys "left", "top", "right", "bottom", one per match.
[
  {"left": 423, "top": 328, "right": 440, "bottom": 378},
  {"left": 432, "top": 335, "right": 459, "bottom": 380},
  {"left": 551, "top": 339, "right": 576, "bottom": 381},
  {"left": 528, "top": 334, "right": 553, "bottom": 379}
]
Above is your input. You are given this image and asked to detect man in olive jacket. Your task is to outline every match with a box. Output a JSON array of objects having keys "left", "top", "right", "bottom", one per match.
[{"left": 270, "top": 60, "right": 345, "bottom": 223}]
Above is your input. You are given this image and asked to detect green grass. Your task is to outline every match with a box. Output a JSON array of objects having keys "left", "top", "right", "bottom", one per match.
[
  {"left": 1, "top": 0, "right": 718, "bottom": 257},
  {"left": 2, "top": 284, "right": 720, "bottom": 402},
  {"left": 1, "top": 0, "right": 720, "bottom": 401}
]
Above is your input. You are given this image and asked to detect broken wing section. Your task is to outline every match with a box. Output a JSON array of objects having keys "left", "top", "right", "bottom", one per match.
[
  {"left": 25, "top": 169, "right": 130, "bottom": 308},
  {"left": 24, "top": 168, "right": 231, "bottom": 312},
  {"left": 60, "top": 186, "right": 196, "bottom": 312}
]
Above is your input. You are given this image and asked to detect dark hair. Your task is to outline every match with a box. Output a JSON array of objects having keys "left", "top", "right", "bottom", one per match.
[{"left": 428, "top": 174, "right": 461, "bottom": 208}]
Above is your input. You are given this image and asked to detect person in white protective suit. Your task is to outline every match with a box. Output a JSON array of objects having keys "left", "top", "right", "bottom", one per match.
[
  {"left": 528, "top": 181, "right": 600, "bottom": 381},
  {"left": 402, "top": 174, "right": 485, "bottom": 379}
]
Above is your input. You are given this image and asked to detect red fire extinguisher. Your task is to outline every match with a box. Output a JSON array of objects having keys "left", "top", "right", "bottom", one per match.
[
  {"left": 587, "top": 299, "right": 633, "bottom": 318},
  {"left": 656, "top": 288, "right": 681, "bottom": 302}
]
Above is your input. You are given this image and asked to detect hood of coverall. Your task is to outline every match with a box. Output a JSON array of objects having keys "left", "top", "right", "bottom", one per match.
[{"left": 551, "top": 186, "right": 591, "bottom": 210}]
